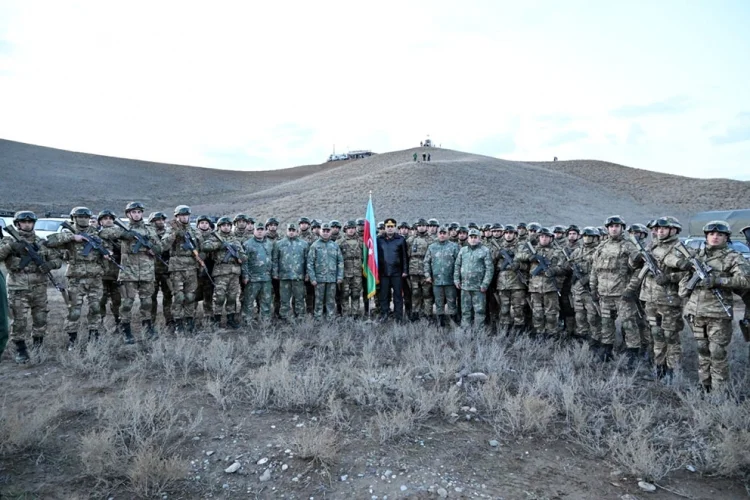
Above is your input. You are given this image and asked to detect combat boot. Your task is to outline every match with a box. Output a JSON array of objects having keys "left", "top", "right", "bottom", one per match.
[
  {"left": 142, "top": 319, "right": 157, "bottom": 340},
  {"left": 32, "top": 336, "right": 43, "bottom": 349},
  {"left": 212, "top": 314, "right": 222, "bottom": 326},
  {"left": 66, "top": 332, "right": 78, "bottom": 351},
  {"left": 227, "top": 313, "right": 240, "bottom": 330},
  {"left": 14, "top": 340, "right": 30, "bottom": 364},
  {"left": 438, "top": 315, "right": 446, "bottom": 328},
  {"left": 88, "top": 329, "right": 99, "bottom": 342},
  {"left": 121, "top": 322, "right": 135, "bottom": 345},
  {"left": 597, "top": 343, "right": 613, "bottom": 362},
  {"left": 186, "top": 317, "right": 195, "bottom": 333},
  {"left": 410, "top": 312, "right": 419, "bottom": 322},
  {"left": 173, "top": 318, "right": 185, "bottom": 334},
  {"left": 625, "top": 347, "right": 640, "bottom": 369}
]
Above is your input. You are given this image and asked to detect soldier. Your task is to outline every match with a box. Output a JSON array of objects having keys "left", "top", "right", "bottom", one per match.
[
  {"left": 482, "top": 224, "right": 492, "bottom": 243},
  {"left": 517, "top": 222, "right": 529, "bottom": 245},
  {"left": 298, "top": 217, "right": 314, "bottom": 244},
  {"left": 485, "top": 223, "right": 504, "bottom": 329},
  {"left": 242, "top": 222, "right": 274, "bottom": 323},
  {"left": 0, "top": 269, "right": 7, "bottom": 361},
  {"left": 99, "top": 201, "right": 161, "bottom": 344},
  {"left": 424, "top": 226, "right": 460, "bottom": 327},
  {"left": 517, "top": 228, "right": 568, "bottom": 338},
  {"left": 298, "top": 217, "right": 316, "bottom": 314},
  {"left": 552, "top": 225, "right": 567, "bottom": 244},
  {"left": 377, "top": 221, "right": 385, "bottom": 237},
  {"left": 97, "top": 209, "right": 122, "bottom": 328},
  {"left": 148, "top": 211, "right": 173, "bottom": 328},
  {"left": 553, "top": 228, "right": 576, "bottom": 336},
  {"left": 527, "top": 223, "right": 542, "bottom": 245},
  {"left": 45, "top": 207, "right": 106, "bottom": 348},
  {"left": 427, "top": 218, "right": 440, "bottom": 238},
  {"left": 329, "top": 220, "right": 342, "bottom": 242},
  {"left": 265, "top": 217, "right": 280, "bottom": 241},
  {"left": 307, "top": 223, "right": 344, "bottom": 320},
  {"left": 311, "top": 219, "right": 321, "bottom": 238},
  {"left": 454, "top": 228, "right": 493, "bottom": 328},
  {"left": 202, "top": 217, "right": 246, "bottom": 328},
  {"left": 338, "top": 220, "right": 364, "bottom": 318},
  {"left": 457, "top": 226, "right": 469, "bottom": 247},
  {"left": 568, "top": 227, "right": 601, "bottom": 344},
  {"left": 589, "top": 216, "right": 639, "bottom": 361},
  {"left": 740, "top": 225, "right": 750, "bottom": 351},
  {"left": 0, "top": 211, "right": 63, "bottom": 362},
  {"left": 407, "top": 218, "right": 434, "bottom": 321},
  {"left": 566, "top": 225, "right": 581, "bottom": 251},
  {"left": 494, "top": 225, "right": 528, "bottom": 337},
  {"left": 398, "top": 221, "right": 410, "bottom": 238},
  {"left": 680, "top": 221, "right": 750, "bottom": 390},
  {"left": 233, "top": 214, "right": 253, "bottom": 243},
  {"left": 265, "top": 217, "right": 281, "bottom": 317},
  {"left": 628, "top": 222, "right": 653, "bottom": 358},
  {"left": 448, "top": 222, "right": 460, "bottom": 244},
  {"left": 194, "top": 215, "right": 215, "bottom": 322},
  {"left": 272, "top": 223, "right": 309, "bottom": 321},
  {"left": 355, "top": 218, "right": 365, "bottom": 240}
]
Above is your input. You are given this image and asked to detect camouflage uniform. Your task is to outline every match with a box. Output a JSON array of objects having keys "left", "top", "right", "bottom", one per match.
[
  {"left": 423, "top": 237, "right": 459, "bottom": 324},
  {"left": 407, "top": 231, "right": 434, "bottom": 319},
  {"left": 298, "top": 226, "right": 316, "bottom": 314},
  {"left": 453, "top": 238, "right": 494, "bottom": 327},
  {"left": 202, "top": 230, "right": 245, "bottom": 324},
  {"left": 338, "top": 234, "right": 363, "bottom": 317},
  {"left": 150, "top": 222, "right": 173, "bottom": 325},
  {"left": 680, "top": 240, "right": 750, "bottom": 388},
  {"left": 194, "top": 226, "right": 215, "bottom": 318},
  {"left": 307, "top": 236, "right": 344, "bottom": 319},
  {"left": 0, "top": 270, "right": 8, "bottom": 359},
  {"left": 99, "top": 226, "right": 122, "bottom": 326},
  {"left": 568, "top": 239, "right": 601, "bottom": 341},
  {"left": 516, "top": 241, "right": 568, "bottom": 336},
  {"left": 161, "top": 220, "right": 201, "bottom": 324},
  {"left": 272, "top": 233, "right": 309, "bottom": 319},
  {"left": 494, "top": 239, "right": 528, "bottom": 334},
  {"left": 242, "top": 235, "right": 274, "bottom": 321}
]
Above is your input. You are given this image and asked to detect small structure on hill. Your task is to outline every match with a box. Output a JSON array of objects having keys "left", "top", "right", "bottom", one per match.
[{"left": 327, "top": 149, "right": 374, "bottom": 162}]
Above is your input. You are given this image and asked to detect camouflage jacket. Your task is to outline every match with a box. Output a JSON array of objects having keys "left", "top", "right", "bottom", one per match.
[
  {"left": 242, "top": 237, "right": 274, "bottom": 282},
  {"left": 339, "top": 235, "right": 363, "bottom": 279},
  {"left": 569, "top": 241, "right": 598, "bottom": 295},
  {"left": 454, "top": 243, "right": 493, "bottom": 291},
  {"left": 202, "top": 231, "right": 245, "bottom": 277},
  {"left": 407, "top": 232, "right": 432, "bottom": 275},
  {"left": 152, "top": 225, "right": 170, "bottom": 275},
  {"left": 266, "top": 231, "right": 280, "bottom": 242},
  {"left": 423, "top": 240, "right": 459, "bottom": 286},
  {"left": 0, "top": 230, "right": 63, "bottom": 291},
  {"left": 46, "top": 224, "right": 105, "bottom": 279},
  {"left": 680, "top": 242, "right": 750, "bottom": 319},
  {"left": 161, "top": 220, "right": 202, "bottom": 272},
  {"left": 298, "top": 229, "right": 315, "bottom": 245},
  {"left": 495, "top": 240, "right": 527, "bottom": 291},
  {"left": 589, "top": 235, "right": 637, "bottom": 297},
  {"left": 307, "top": 238, "right": 344, "bottom": 283},
  {"left": 100, "top": 220, "right": 161, "bottom": 282},
  {"left": 631, "top": 234, "right": 684, "bottom": 306},
  {"left": 232, "top": 227, "right": 252, "bottom": 245},
  {"left": 272, "top": 236, "right": 309, "bottom": 281},
  {"left": 516, "top": 243, "right": 568, "bottom": 294}
]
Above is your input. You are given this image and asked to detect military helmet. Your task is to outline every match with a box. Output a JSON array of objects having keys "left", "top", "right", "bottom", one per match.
[
  {"left": 70, "top": 206, "right": 93, "bottom": 219},
  {"left": 266, "top": 217, "right": 279, "bottom": 226},
  {"left": 344, "top": 220, "right": 356, "bottom": 229},
  {"left": 667, "top": 216, "right": 682, "bottom": 233},
  {"left": 398, "top": 221, "right": 410, "bottom": 229},
  {"left": 527, "top": 222, "right": 541, "bottom": 232},
  {"left": 330, "top": 220, "right": 342, "bottom": 228},
  {"left": 415, "top": 218, "right": 428, "bottom": 226},
  {"left": 216, "top": 216, "right": 233, "bottom": 226},
  {"left": 457, "top": 226, "right": 469, "bottom": 233},
  {"left": 449, "top": 222, "right": 459, "bottom": 230},
  {"left": 174, "top": 205, "right": 191, "bottom": 216},
  {"left": 377, "top": 221, "right": 385, "bottom": 230},
  {"left": 467, "top": 222, "right": 479, "bottom": 229},
  {"left": 125, "top": 201, "right": 145, "bottom": 213},
  {"left": 147, "top": 211, "right": 167, "bottom": 223},
  {"left": 491, "top": 223, "right": 504, "bottom": 230},
  {"left": 538, "top": 227, "right": 555, "bottom": 236},
  {"left": 233, "top": 213, "right": 250, "bottom": 223},
  {"left": 703, "top": 220, "right": 731, "bottom": 235},
  {"left": 483, "top": 223, "right": 492, "bottom": 231},
  {"left": 13, "top": 210, "right": 37, "bottom": 223},
  {"left": 98, "top": 209, "right": 116, "bottom": 221},
  {"left": 605, "top": 215, "right": 626, "bottom": 227},
  {"left": 298, "top": 216, "right": 311, "bottom": 225},
  {"left": 196, "top": 215, "right": 211, "bottom": 224},
  {"left": 567, "top": 224, "right": 581, "bottom": 234},
  {"left": 598, "top": 227, "right": 607, "bottom": 236},
  {"left": 517, "top": 222, "right": 528, "bottom": 229},
  {"left": 438, "top": 225, "right": 449, "bottom": 233},
  {"left": 428, "top": 218, "right": 439, "bottom": 227},
  {"left": 582, "top": 226, "right": 599, "bottom": 236},
  {"left": 552, "top": 225, "right": 566, "bottom": 234},
  {"left": 356, "top": 218, "right": 365, "bottom": 226},
  {"left": 630, "top": 223, "right": 649, "bottom": 234},
  {"left": 741, "top": 225, "right": 750, "bottom": 237},
  {"left": 311, "top": 219, "right": 321, "bottom": 228},
  {"left": 503, "top": 224, "right": 517, "bottom": 233}
]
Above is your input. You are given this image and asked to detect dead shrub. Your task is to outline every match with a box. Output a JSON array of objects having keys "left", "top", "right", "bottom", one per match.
[
  {"left": 292, "top": 425, "right": 338, "bottom": 468},
  {"left": 127, "top": 444, "right": 186, "bottom": 497},
  {"left": 0, "top": 399, "right": 63, "bottom": 454}
]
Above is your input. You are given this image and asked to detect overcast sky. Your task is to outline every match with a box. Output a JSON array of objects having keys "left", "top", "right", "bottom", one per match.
[{"left": 1, "top": 1, "right": 749, "bottom": 179}]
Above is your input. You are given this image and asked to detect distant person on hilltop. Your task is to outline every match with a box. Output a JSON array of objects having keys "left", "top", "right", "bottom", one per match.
[
  {"left": 428, "top": 153, "right": 431, "bottom": 162},
  {"left": 422, "top": 153, "right": 427, "bottom": 161},
  {"left": 413, "top": 152, "right": 418, "bottom": 162},
  {"left": 420, "top": 141, "right": 423, "bottom": 147}
]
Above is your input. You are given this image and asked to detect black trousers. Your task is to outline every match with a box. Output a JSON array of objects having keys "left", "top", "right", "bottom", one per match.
[{"left": 379, "top": 276, "right": 404, "bottom": 320}]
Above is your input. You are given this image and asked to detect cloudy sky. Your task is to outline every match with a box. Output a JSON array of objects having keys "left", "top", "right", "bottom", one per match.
[{"left": 1, "top": 1, "right": 749, "bottom": 179}]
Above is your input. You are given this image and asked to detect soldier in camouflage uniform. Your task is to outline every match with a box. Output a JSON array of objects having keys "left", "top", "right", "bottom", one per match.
[
  {"left": 0, "top": 211, "right": 63, "bottom": 362},
  {"left": 494, "top": 225, "right": 529, "bottom": 336},
  {"left": 99, "top": 201, "right": 162, "bottom": 343},
  {"left": 45, "top": 207, "right": 106, "bottom": 349},
  {"left": 397, "top": 221, "right": 413, "bottom": 317},
  {"left": 516, "top": 228, "right": 568, "bottom": 337},
  {"left": 741, "top": 225, "right": 750, "bottom": 353},
  {"left": 448, "top": 222, "right": 460, "bottom": 245},
  {"left": 329, "top": 220, "right": 342, "bottom": 242},
  {"left": 97, "top": 210, "right": 122, "bottom": 327},
  {"left": 424, "top": 226, "right": 459, "bottom": 327},
  {"left": 680, "top": 221, "right": 750, "bottom": 390},
  {"left": 338, "top": 221, "right": 363, "bottom": 317},
  {"left": 568, "top": 227, "right": 601, "bottom": 344},
  {"left": 485, "top": 223, "right": 505, "bottom": 329},
  {"left": 297, "top": 217, "right": 316, "bottom": 315},
  {"left": 589, "top": 216, "right": 640, "bottom": 361},
  {"left": 307, "top": 223, "right": 344, "bottom": 319},
  {"left": 0, "top": 269, "right": 8, "bottom": 361},
  {"left": 232, "top": 214, "right": 253, "bottom": 243},
  {"left": 407, "top": 218, "right": 434, "bottom": 321},
  {"left": 454, "top": 229, "right": 494, "bottom": 328},
  {"left": 160, "top": 206, "right": 202, "bottom": 333},
  {"left": 242, "top": 223, "right": 274, "bottom": 322},
  {"left": 202, "top": 217, "right": 246, "bottom": 329},
  {"left": 427, "top": 218, "right": 440, "bottom": 238},
  {"left": 628, "top": 223, "right": 652, "bottom": 358},
  {"left": 148, "top": 211, "right": 173, "bottom": 327},
  {"left": 526, "top": 223, "right": 541, "bottom": 246},
  {"left": 194, "top": 215, "right": 215, "bottom": 321},
  {"left": 265, "top": 217, "right": 281, "bottom": 318},
  {"left": 272, "top": 223, "right": 309, "bottom": 321},
  {"left": 516, "top": 223, "right": 529, "bottom": 245},
  {"left": 457, "top": 226, "right": 469, "bottom": 247}
]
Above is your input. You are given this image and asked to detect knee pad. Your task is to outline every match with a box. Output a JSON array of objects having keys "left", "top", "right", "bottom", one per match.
[
  {"left": 67, "top": 307, "right": 82, "bottom": 322},
  {"left": 31, "top": 309, "right": 47, "bottom": 327},
  {"left": 185, "top": 292, "right": 196, "bottom": 303}
]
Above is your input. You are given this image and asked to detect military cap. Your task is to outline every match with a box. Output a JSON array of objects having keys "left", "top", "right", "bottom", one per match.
[
  {"left": 428, "top": 218, "right": 439, "bottom": 226},
  {"left": 147, "top": 211, "right": 167, "bottom": 223},
  {"left": 703, "top": 220, "right": 731, "bottom": 235},
  {"left": 467, "top": 222, "right": 479, "bottom": 229},
  {"left": 298, "top": 216, "right": 311, "bottom": 224},
  {"left": 605, "top": 215, "right": 626, "bottom": 227},
  {"left": 468, "top": 228, "right": 481, "bottom": 236},
  {"left": 538, "top": 227, "right": 554, "bottom": 236},
  {"left": 70, "top": 206, "right": 93, "bottom": 218},
  {"left": 344, "top": 220, "right": 356, "bottom": 228},
  {"left": 255, "top": 222, "right": 266, "bottom": 229},
  {"left": 174, "top": 205, "right": 191, "bottom": 216},
  {"left": 458, "top": 226, "right": 469, "bottom": 233},
  {"left": 567, "top": 224, "right": 581, "bottom": 234},
  {"left": 356, "top": 218, "right": 365, "bottom": 226},
  {"left": 330, "top": 220, "right": 342, "bottom": 228},
  {"left": 266, "top": 217, "right": 279, "bottom": 226},
  {"left": 503, "top": 224, "right": 517, "bottom": 233},
  {"left": 233, "top": 213, "right": 250, "bottom": 223},
  {"left": 438, "top": 226, "right": 448, "bottom": 233},
  {"left": 398, "top": 221, "right": 410, "bottom": 229},
  {"left": 98, "top": 209, "right": 117, "bottom": 221},
  {"left": 311, "top": 219, "right": 321, "bottom": 228},
  {"left": 449, "top": 222, "right": 460, "bottom": 230},
  {"left": 13, "top": 211, "right": 37, "bottom": 223},
  {"left": 320, "top": 222, "right": 331, "bottom": 230},
  {"left": 216, "top": 216, "right": 233, "bottom": 226},
  {"left": 125, "top": 201, "right": 145, "bottom": 213},
  {"left": 415, "top": 218, "right": 428, "bottom": 226},
  {"left": 384, "top": 217, "right": 397, "bottom": 227},
  {"left": 517, "top": 222, "right": 528, "bottom": 229},
  {"left": 287, "top": 222, "right": 298, "bottom": 230}
]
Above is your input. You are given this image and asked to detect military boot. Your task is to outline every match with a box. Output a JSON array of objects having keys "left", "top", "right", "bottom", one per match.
[
  {"left": 410, "top": 312, "right": 419, "bottom": 322},
  {"left": 655, "top": 364, "right": 668, "bottom": 380},
  {"left": 185, "top": 317, "right": 195, "bottom": 333},
  {"left": 14, "top": 340, "right": 30, "bottom": 364},
  {"left": 142, "top": 319, "right": 157, "bottom": 340},
  {"left": 227, "top": 313, "right": 240, "bottom": 330},
  {"left": 597, "top": 343, "right": 613, "bottom": 362},
  {"left": 173, "top": 318, "right": 185, "bottom": 334},
  {"left": 32, "top": 336, "right": 43, "bottom": 349},
  {"left": 438, "top": 315, "right": 446, "bottom": 328},
  {"left": 88, "top": 329, "right": 99, "bottom": 342},
  {"left": 121, "top": 322, "right": 135, "bottom": 345},
  {"left": 625, "top": 347, "right": 640, "bottom": 369},
  {"left": 212, "top": 314, "right": 222, "bottom": 326},
  {"left": 66, "top": 332, "right": 78, "bottom": 351}
]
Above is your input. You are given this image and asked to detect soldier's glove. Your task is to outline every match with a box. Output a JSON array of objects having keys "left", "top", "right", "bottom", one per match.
[
  {"left": 631, "top": 252, "right": 645, "bottom": 266},
  {"left": 698, "top": 275, "right": 718, "bottom": 289},
  {"left": 655, "top": 273, "right": 671, "bottom": 286},
  {"left": 545, "top": 266, "right": 560, "bottom": 278},
  {"left": 121, "top": 231, "right": 137, "bottom": 241},
  {"left": 591, "top": 290, "right": 600, "bottom": 303},
  {"left": 621, "top": 288, "right": 637, "bottom": 300},
  {"left": 10, "top": 241, "right": 27, "bottom": 253},
  {"left": 38, "top": 262, "right": 51, "bottom": 273},
  {"left": 508, "top": 261, "right": 521, "bottom": 271},
  {"left": 675, "top": 258, "right": 691, "bottom": 271}
]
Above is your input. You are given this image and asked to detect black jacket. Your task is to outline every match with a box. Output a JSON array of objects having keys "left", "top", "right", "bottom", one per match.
[{"left": 377, "top": 233, "right": 408, "bottom": 277}]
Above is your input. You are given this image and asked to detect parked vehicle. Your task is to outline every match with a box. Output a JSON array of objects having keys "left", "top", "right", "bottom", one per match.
[{"left": 33, "top": 218, "right": 67, "bottom": 240}]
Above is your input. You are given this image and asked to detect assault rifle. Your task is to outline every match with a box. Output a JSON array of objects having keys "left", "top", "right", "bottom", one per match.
[
  {"left": 629, "top": 234, "right": 663, "bottom": 279},
  {"left": 212, "top": 232, "right": 244, "bottom": 264},
  {"left": 498, "top": 248, "right": 528, "bottom": 286},
  {"left": 525, "top": 241, "right": 561, "bottom": 296},
  {"left": 182, "top": 231, "right": 215, "bottom": 286},
  {"left": 552, "top": 240, "right": 600, "bottom": 316},
  {"left": 4, "top": 224, "right": 69, "bottom": 305},
  {"left": 674, "top": 242, "right": 732, "bottom": 317},
  {"left": 61, "top": 221, "right": 125, "bottom": 272},
  {"left": 113, "top": 219, "right": 169, "bottom": 266}
]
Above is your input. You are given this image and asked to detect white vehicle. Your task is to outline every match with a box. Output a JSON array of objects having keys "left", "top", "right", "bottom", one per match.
[
  {"left": 327, "top": 153, "right": 349, "bottom": 162},
  {"left": 33, "top": 218, "right": 67, "bottom": 240}
]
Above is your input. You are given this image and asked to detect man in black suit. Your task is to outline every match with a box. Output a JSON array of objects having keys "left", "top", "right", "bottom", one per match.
[{"left": 377, "top": 218, "right": 408, "bottom": 323}]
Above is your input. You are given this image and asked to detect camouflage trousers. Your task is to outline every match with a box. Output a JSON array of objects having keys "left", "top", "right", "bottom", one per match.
[
  {"left": 645, "top": 302, "right": 683, "bottom": 369},
  {"left": 691, "top": 316, "right": 732, "bottom": 386},
  {"left": 151, "top": 272, "right": 173, "bottom": 323},
  {"left": 170, "top": 269, "right": 197, "bottom": 320},
  {"left": 64, "top": 276, "right": 103, "bottom": 333},
  {"left": 433, "top": 284, "right": 457, "bottom": 316},
  {"left": 8, "top": 284, "right": 48, "bottom": 341},
  {"left": 572, "top": 289, "right": 600, "bottom": 338},
  {"left": 410, "top": 276, "right": 434, "bottom": 316},
  {"left": 120, "top": 280, "right": 155, "bottom": 322},
  {"left": 305, "top": 281, "right": 315, "bottom": 315},
  {"left": 530, "top": 291, "right": 559, "bottom": 335},
  {"left": 461, "top": 290, "right": 486, "bottom": 327},
  {"left": 314, "top": 282, "right": 337, "bottom": 319},
  {"left": 100, "top": 278, "right": 121, "bottom": 322},
  {"left": 340, "top": 276, "right": 363, "bottom": 316},
  {"left": 599, "top": 295, "right": 639, "bottom": 348},
  {"left": 213, "top": 274, "right": 241, "bottom": 314},
  {"left": 242, "top": 281, "right": 272, "bottom": 321},
  {"left": 272, "top": 278, "right": 281, "bottom": 318},
  {"left": 195, "top": 274, "right": 214, "bottom": 316},
  {"left": 280, "top": 279, "right": 306, "bottom": 319},
  {"left": 496, "top": 289, "right": 526, "bottom": 327}
]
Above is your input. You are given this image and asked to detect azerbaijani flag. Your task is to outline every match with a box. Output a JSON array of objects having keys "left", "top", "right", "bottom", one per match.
[{"left": 363, "top": 193, "right": 379, "bottom": 298}]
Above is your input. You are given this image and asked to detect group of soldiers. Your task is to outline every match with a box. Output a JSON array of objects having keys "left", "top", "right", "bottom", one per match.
[{"left": 2, "top": 204, "right": 750, "bottom": 391}]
